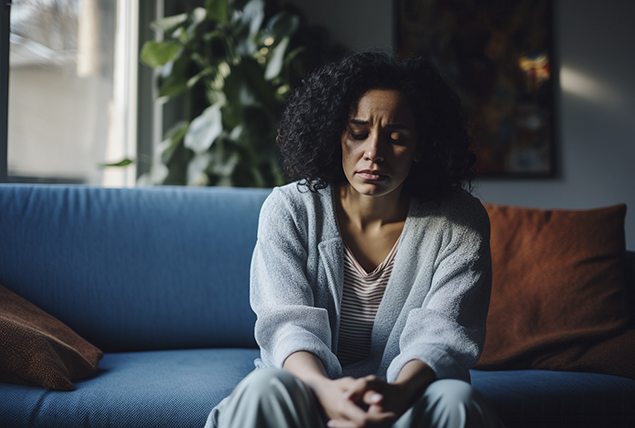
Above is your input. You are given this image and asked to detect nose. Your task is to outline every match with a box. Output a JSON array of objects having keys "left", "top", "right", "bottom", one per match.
[{"left": 363, "top": 133, "right": 384, "bottom": 162}]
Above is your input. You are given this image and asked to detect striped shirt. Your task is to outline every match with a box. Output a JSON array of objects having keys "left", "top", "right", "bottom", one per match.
[{"left": 336, "top": 237, "right": 401, "bottom": 366}]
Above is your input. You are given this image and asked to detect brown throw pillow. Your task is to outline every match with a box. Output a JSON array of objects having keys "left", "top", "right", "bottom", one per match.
[
  {"left": 0, "top": 285, "right": 103, "bottom": 391},
  {"left": 476, "top": 203, "right": 633, "bottom": 378}
]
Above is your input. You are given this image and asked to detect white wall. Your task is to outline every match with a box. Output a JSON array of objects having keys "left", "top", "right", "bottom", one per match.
[{"left": 289, "top": 0, "right": 635, "bottom": 249}]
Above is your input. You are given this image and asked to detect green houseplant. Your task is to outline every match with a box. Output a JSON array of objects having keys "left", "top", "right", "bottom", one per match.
[{"left": 139, "top": 0, "right": 305, "bottom": 187}]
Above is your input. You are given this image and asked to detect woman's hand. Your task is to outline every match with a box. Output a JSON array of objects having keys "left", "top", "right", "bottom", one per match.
[
  {"left": 283, "top": 352, "right": 397, "bottom": 428},
  {"left": 327, "top": 360, "right": 436, "bottom": 428},
  {"left": 312, "top": 376, "right": 397, "bottom": 428},
  {"left": 319, "top": 375, "right": 404, "bottom": 428},
  {"left": 283, "top": 352, "right": 435, "bottom": 428}
]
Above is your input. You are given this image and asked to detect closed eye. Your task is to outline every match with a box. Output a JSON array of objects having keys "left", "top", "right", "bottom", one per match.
[
  {"left": 389, "top": 132, "right": 403, "bottom": 142},
  {"left": 386, "top": 122, "right": 412, "bottom": 143}
]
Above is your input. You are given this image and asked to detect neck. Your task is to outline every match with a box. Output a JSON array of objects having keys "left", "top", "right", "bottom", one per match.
[{"left": 337, "top": 183, "right": 409, "bottom": 230}]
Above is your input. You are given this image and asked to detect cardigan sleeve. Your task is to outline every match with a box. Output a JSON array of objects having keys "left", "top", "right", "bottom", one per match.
[
  {"left": 250, "top": 188, "right": 342, "bottom": 379},
  {"left": 386, "top": 196, "right": 492, "bottom": 383}
]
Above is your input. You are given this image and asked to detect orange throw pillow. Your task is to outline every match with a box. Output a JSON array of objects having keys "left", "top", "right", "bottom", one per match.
[
  {"left": 0, "top": 285, "right": 103, "bottom": 391},
  {"left": 476, "top": 203, "right": 632, "bottom": 377}
]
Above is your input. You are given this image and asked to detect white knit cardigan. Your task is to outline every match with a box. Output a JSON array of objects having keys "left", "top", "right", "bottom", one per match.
[{"left": 250, "top": 182, "right": 491, "bottom": 383}]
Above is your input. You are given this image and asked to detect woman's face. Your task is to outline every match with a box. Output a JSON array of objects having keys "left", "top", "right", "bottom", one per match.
[{"left": 340, "top": 89, "right": 418, "bottom": 198}]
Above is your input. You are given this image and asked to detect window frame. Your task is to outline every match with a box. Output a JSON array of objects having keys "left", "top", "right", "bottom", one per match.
[{"left": 0, "top": 1, "right": 10, "bottom": 183}]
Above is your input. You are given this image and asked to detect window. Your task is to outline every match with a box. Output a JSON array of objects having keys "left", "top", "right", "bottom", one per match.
[{"left": 2, "top": 0, "right": 156, "bottom": 186}]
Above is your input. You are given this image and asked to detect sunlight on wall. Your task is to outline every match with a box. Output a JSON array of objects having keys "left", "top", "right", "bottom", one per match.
[{"left": 559, "top": 66, "right": 622, "bottom": 107}]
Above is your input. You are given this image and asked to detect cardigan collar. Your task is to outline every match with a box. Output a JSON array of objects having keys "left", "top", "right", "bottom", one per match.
[{"left": 316, "top": 184, "right": 427, "bottom": 358}]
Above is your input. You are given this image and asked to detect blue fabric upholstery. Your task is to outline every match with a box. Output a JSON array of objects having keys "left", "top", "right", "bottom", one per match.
[
  {"left": 471, "top": 369, "right": 635, "bottom": 427},
  {"left": 1, "top": 184, "right": 634, "bottom": 428},
  {"left": 0, "top": 185, "right": 270, "bottom": 352},
  {"left": 0, "top": 348, "right": 260, "bottom": 428}
]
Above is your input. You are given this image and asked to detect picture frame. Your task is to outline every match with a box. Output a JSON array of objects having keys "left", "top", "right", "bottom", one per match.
[{"left": 395, "top": 0, "right": 557, "bottom": 177}]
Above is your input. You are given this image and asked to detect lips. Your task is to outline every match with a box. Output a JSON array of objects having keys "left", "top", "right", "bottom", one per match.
[{"left": 356, "top": 169, "right": 387, "bottom": 181}]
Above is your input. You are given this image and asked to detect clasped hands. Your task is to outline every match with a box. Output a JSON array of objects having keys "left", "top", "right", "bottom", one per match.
[
  {"left": 314, "top": 375, "right": 410, "bottom": 428},
  {"left": 284, "top": 352, "right": 432, "bottom": 428}
]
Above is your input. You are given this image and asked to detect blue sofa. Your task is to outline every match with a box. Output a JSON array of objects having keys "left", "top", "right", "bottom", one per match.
[{"left": 0, "top": 184, "right": 634, "bottom": 428}]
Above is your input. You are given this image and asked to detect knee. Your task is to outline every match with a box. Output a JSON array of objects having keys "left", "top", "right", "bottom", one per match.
[
  {"left": 419, "top": 379, "right": 498, "bottom": 428},
  {"left": 216, "top": 369, "right": 321, "bottom": 428},
  {"left": 236, "top": 368, "right": 304, "bottom": 399},
  {"left": 426, "top": 379, "right": 481, "bottom": 407}
]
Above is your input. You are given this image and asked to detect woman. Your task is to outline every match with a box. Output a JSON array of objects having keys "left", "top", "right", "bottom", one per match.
[{"left": 205, "top": 50, "right": 500, "bottom": 428}]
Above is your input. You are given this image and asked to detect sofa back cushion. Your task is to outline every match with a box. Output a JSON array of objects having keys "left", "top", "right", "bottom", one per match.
[
  {"left": 477, "top": 203, "right": 632, "bottom": 377},
  {"left": 0, "top": 185, "right": 271, "bottom": 352}
]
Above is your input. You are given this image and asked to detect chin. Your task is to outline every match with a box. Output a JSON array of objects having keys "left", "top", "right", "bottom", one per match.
[{"left": 353, "top": 183, "right": 394, "bottom": 197}]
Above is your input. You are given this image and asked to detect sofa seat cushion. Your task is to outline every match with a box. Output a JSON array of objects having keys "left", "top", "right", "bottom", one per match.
[
  {"left": 470, "top": 369, "right": 635, "bottom": 428},
  {"left": 0, "top": 348, "right": 260, "bottom": 428}
]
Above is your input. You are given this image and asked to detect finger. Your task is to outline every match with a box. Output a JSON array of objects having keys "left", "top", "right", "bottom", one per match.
[
  {"left": 367, "top": 404, "right": 389, "bottom": 415},
  {"left": 362, "top": 375, "right": 388, "bottom": 391},
  {"left": 363, "top": 390, "right": 384, "bottom": 405},
  {"left": 344, "top": 378, "right": 371, "bottom": 401},
  {"left": 345, "top": 376, "right": 387, "bottom": 401},
  {"left": 326, "top": 419, "right": 359, "bottom": 428},
  {"left": 338, "top": 398, "right": 394, "bottom": 425},
  {"left": 338, "top": 397, "right": 372, "bottom": 421}
]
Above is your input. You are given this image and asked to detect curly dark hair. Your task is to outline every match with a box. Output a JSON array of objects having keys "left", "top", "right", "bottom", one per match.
[{"left": 277, "top": 50, "right": 476, "bottom": 201}]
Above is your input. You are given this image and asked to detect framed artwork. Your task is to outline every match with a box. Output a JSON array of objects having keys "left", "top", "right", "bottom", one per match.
[{"left": 396, "top": 0, "right": 557, "bottom": 177}]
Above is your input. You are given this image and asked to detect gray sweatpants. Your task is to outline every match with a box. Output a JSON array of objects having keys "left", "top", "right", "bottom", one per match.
[{"left": 205, "top": 368, "right": 502, "bottom": 428}]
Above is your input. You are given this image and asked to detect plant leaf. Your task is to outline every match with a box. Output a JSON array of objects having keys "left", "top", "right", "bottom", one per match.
[
  {"left": 100, "top": 158, "right": 134, "bottom": 168},
  {"left": 159, "top": 120, "right": 190, "bottom": 163},
  {"left": 158, "top": 74, "right": 189, "bottom": 99},
  {"left": 142, "top": 0, "right": 301, "bottom": 188},
  {"left": 242, "top": 0, "right": 265, "bottom": 36},
  {"left": 151, "top": 13, "right": 188, "bottom": 33},
  {"left": 187, "top": 68, "right": 214, "bottom": 88},
  {"left": 283, "top": 46, "right": 306, "bottom": 68},
  {"left": 137, "top": 163, "right": 169, "bottom": 186},
  {"left": 280, "top": 45, "right": 307, "bottom": 83},
  {"left": 186, "top": 8, "right": 208, "bottom": 39},
  {"left": 157, "top": 55, "right": 193, "bottom": 99},
  {"left": 264, "top": 36, "right": 289, "bottom": 80},
  {"left": 184, "top": 104, "right": 223, "bottom": 153},
  {"left": 265, "top": 12, "right": 299, "bottom": 40},
  {"left": 141, "top": 41, "right": 182, "bottom": 67},
  {"left": 192, "top": 7, "right": 208, "bottom": 25},
  {"left": 240, "top": 58, "right": 278, "bottom": 110},
  {"left": 206, "top": 0, "right": 228, "bottom": 24},
  {"left": 187, "top": 152, "right": 213, "bottom": 185},
  {"left": 233, "top": 0, "right": 264, "bottom": 56},
  {"left": 210, "top": 150, "right": 240, "bottom": 179}
]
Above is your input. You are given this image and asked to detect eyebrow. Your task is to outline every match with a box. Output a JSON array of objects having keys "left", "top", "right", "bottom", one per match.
[{"left": 348, "top": 119, "right": 411, "bottom": 131}]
